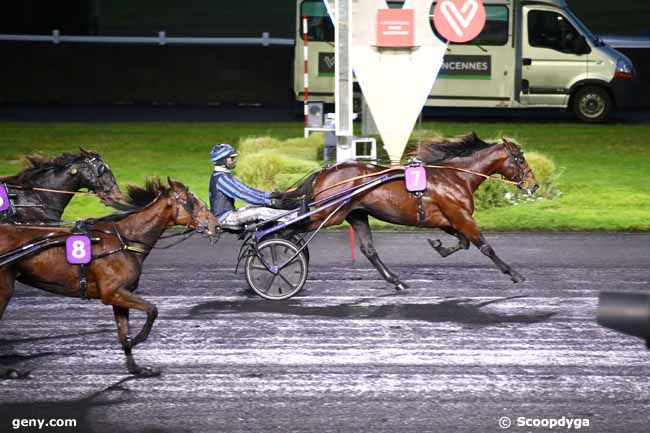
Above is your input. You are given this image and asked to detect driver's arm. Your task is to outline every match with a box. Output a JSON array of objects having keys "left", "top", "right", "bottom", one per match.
[{"left": 216, "top": 174, "right": 270, "bottom": 206}]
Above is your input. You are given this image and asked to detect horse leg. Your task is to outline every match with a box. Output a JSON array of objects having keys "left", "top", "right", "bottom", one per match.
[
  {"left": 0, "top": 270, "right": 24, "bottom": 379},
  {"left": 0, "top": 271, "right": 15, "bottom": 320},
  {"left": 112, "top": 306, "right": 154, "bottom": 377},
  {"left": 446, "top": 209, "right": 525, "bottom": 283},
  {"left": 347, "top": 211, "right": 408, "bottom": 290},
  {"left": 428, "top": 228, "right": 470, "bottom": 258},
  {"left": 105, "top": 290, "right": 159, "bottom": 377}
]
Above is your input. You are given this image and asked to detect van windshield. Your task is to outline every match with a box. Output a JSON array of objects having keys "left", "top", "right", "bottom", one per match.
[
  {"left": 564, "top": 9, "right": 602, "bottom": 45},
  {"left": 301, "top": 0, "right": 334, "bottom": 42}
]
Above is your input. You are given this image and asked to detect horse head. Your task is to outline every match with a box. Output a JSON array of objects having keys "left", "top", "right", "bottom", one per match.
[
  {"left": 499, "top": 138, "right": 539, "bottom": 196},
  {"left": 75, "top": 148, "right": 124, "bottom": 204},
  {"left": 166, "top": 177, "right": 219, "bottom": 239}
]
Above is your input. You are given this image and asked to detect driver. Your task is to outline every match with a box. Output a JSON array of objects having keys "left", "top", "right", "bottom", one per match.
[{"left": 208, "top": 144, "right": 291, "bottom": 227}]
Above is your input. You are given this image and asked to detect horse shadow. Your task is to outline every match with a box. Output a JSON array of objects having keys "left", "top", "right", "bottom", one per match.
[
  {"left": 0, "top": 377, "right": 136, "bottom": 433},
  {"left": 189, "top": 295, "right": 556, "bottom": 326},
  {"left": 0, "top": 331, "right": 174, "bottom": 432},
  {"left": 0, "top": 329, "right": 113, "bottom": 379}
]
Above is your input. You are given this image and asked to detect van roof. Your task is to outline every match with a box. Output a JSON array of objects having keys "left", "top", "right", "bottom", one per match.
[
  {"left": 393, "top": 0, "right": 569, "bottom": 7},
  {"left": 482, "top": 0, "right": 568, "bottom": 6},
  {"left": 386, "top": 0, "right": 570, "bottom": 7},
  {"left": 519, "top": 0, "right": 568, "bottom": 7}
]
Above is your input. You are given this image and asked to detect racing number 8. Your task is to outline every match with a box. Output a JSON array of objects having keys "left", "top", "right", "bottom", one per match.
[
  {"left": 66, "top": 235, "right": 92, "bottom": 264},
  {"left": 71, "top": 240, "right": 87, "bottom": 260}
]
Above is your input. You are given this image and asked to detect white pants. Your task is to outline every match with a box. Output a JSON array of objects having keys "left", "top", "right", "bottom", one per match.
[{"left": 220, "top": 205, "right": 296, "bottom": 227}]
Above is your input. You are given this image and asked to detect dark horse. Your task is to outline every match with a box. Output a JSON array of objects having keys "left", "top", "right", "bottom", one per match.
[
  {"left": 0, "top": 178, "right": 218, "bottom": 378},
  {"left": 0, "top": 149, "right": 123, "bottom": 223},
  {"left": 282, "top": 133, "right": 539, "bottom": 290}
]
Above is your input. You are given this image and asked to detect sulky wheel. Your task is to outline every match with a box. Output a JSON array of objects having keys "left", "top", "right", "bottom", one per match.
[
  {"left": 288, "top": 234, "right": 309, "bottom": 264},
  {"left": 245, "top": 238, "right": 308, "bottom": 300}
]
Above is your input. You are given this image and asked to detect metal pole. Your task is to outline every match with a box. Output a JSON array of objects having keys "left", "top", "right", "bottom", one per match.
[
  {"left": 303, "top": 15, "right": 310, "bottom": 135},
  {"left": 335, "top": 0, "right": 353, "bottom": 162}
]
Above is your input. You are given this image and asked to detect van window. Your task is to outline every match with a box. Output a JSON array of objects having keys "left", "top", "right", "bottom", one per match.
[
  {"left": 528, "top": 10, "right": 587, "bottom": 54},
  {"left": 431, "top": 4, "right": 509, "bottom": 46},
  {"left": 300, "top": 0, "right": 334, "bottom": 42}
]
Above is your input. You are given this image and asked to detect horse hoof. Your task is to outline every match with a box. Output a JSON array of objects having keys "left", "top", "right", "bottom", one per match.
[
  {"left": 427, "top": 239, "right": 442, "bottom": 249},
  {"left": 394, "top": 282, "right": 409, "bottom": 291},
  {"left": 511, "top": 272, "right": 526, "bottom": 284},
  {"left": 132, "top": 367, "right": 161, "bottom": 378}
]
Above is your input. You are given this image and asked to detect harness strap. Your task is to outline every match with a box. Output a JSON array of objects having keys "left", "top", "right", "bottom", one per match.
[
  {"left": 314, "top": 164, "right": 521, "bottom": 198},
  {"left": 71, "top": 220, "right": 92, "bottom": 300},
  {"left": 79, "top": 263, "right": 89, "bottom": 300},
  {"left": 415, "top": 192, "right": 425, "bottom": 227},
  {"left": 93, "top": 223, "right": 147, "bottom": 259}
]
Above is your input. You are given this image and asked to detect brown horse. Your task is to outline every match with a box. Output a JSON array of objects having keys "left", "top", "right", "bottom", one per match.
[
  {"left": 284, "top": 133, "right": 539, "bottom": 290},
  {"left": 0, "top": 178, "right": 218, "bottom": 378}
]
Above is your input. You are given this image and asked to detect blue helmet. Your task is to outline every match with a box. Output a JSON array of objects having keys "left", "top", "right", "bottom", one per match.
[{"left": 210, "top": 144, "right": 238, "bottom": 163}]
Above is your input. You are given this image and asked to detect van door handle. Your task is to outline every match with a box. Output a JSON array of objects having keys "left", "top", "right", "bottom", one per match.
[{"left": 523, "top": 58, "right": 532, "bottom": 66}]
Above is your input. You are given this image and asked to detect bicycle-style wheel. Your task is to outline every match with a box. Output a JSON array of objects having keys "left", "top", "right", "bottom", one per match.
[{"left": 244, "top": 238, "right": 308, "bottom": 300}]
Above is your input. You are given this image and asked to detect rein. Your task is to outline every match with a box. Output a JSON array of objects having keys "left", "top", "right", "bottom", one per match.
[
  {"left": 4, "top": 184, "right": 97, "bottom": 196},
  {"left": 314, "top": 165, "right": 520, "bottom": 198}
]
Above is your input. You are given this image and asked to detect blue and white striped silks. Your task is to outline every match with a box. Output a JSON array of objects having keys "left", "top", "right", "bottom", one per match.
[{"left": 214, "top": 172, "right": 270, "bottom": 206}]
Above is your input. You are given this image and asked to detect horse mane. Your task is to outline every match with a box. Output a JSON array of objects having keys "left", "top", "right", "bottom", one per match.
[
  {"left": 0, "top": 151, "right": 101, "bottom": 186},
  {"left": 93, "top": 178, "right": 168, "bottom": 222},
  {"left": 411, "top": 132, "right": 499, "bottom": 164},
  {"left": 286, "top": 171, "right": 320, "bottom": 199}
]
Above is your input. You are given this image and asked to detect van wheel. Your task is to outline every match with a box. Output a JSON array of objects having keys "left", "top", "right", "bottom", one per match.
[{"left": 572, "top": 86, "right": 612, "bottom": 123}]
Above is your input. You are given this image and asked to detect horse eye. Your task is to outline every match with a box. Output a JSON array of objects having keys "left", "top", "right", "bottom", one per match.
[{"left": 98, "top": 165, "right": 107, "bottom": 176}]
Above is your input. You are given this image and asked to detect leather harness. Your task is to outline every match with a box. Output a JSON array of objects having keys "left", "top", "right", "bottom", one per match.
[
  {"left": 72, "top": 220, "right": 148, "bottom": 300},
  {"left": 415, "top": 191, "right": 426, "bottom": 227}
]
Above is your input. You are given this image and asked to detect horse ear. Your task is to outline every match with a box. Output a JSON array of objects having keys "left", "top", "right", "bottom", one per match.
[{"left": 167, "top": 177, "right": 185, "bottom": 190}]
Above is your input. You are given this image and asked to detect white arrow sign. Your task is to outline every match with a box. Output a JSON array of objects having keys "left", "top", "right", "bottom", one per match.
[{"left": 324, "top": 0, "right": 447, "bottom": 164}]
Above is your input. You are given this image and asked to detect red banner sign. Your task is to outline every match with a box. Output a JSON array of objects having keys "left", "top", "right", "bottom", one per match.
[{"left": 376, "top": 9, "right": 415, "bottom": 48}]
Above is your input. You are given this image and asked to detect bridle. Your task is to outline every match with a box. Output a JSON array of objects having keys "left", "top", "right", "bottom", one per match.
[
  {"left": 74, "top": 157, "right": 114, "bottom": 194},
  {"left": 171, "top": 187, "right": 211, "bottom": 235},
  {"left": 502, "top": 139, "right": 532, "bottom": 191}
]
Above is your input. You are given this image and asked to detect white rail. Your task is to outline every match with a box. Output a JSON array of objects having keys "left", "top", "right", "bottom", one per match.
[
  {"left": 0, "top": 31, "right": 646, "bottom": 49},
  {"left": 602, "top": 36, "right": 650, "bottom": 49},
  {"left": 0, "top": 30, "right": 295, "bottom": 47}
]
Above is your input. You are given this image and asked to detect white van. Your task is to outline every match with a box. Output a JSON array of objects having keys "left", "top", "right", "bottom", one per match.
[{"left": 293, "top": 0, "right": 639, "bottom": 122}]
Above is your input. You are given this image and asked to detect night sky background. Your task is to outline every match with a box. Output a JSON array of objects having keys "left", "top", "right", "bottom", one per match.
[{"left": 1, "top": 1, "right": 649, "bottom": 37}]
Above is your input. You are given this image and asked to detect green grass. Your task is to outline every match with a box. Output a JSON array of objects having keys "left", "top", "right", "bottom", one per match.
[
  {"left": 1, "top": 121, "right": 648, "bottom": 231},
  {"left": 415, "top": 122, "right": 650, "bottom": 230}
]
